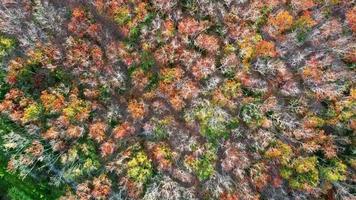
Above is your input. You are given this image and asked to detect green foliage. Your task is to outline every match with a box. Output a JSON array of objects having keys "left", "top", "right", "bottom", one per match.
[
  {"left": 181, "top": 0, "right": 198, "bottom": 13},
  {"left": 292, "top": 16, "right": 314, "bottom": 44},
  {"left": 266, "top": 140, "right": 350, "bottom": 190},
  {"left": 99, "top": 85, "right": 110, "bottom": 102},
  {"left": 296, "top": 29, "right": 310, "bottom": 43},
  {"left": 62, "top": 98, "right": 90, "bottom": 121},
  {"left": 226, "top": 117, "right": 239, "bottom": 130},
  {"left": 0, "top": 34, "right": 16, "bottom": 60},
  {"left": 7, "top": 187, "right": 32, "bottom": 200},
  {"left": 0, "top": 114, "right": 26, "bottom": 140},
  {"left": 241, "top": 87, "right": 263, "bottom": 98},
  {"left": 240, "top": 103, "right": 263, "bottom": 125},
  {"left": 15, "top": 64, "right": 60, "bottom": 98},
  {"left": 54, "top": 69, "right": 72, "bottom": 86},
  {"left": 0, "top": 157, "right": 64, "bottom": 200},
  {"left": 346, "top": 62, "right": 355, "bottom": 70},
  {"left": 152, "top": 123, "right": 169, "bottom": 140},
  {"left": 127, "top": 26, "right": 141, "bottom": 45},
  {"left": 221, "top": 80, "right": 241, "bottom": 99},
  {"left": 0, "top": 115, "right": 65, "bottom": 199},
  {"left": 285, "top": 157, "right": 319, "bottom": 190},
  {"left": 127, "top": 151, "right": 153, "bottom": 183},
  {"left": 0, "top": 70, "right": 10, "bottom": 100},
  {"left": 188, "top": 145, "right": 217, "bottom": 181},
  {"left": 125, "top": 13, "right": 155, "bottom": 47},
  {"left": 320, "top": 159, "right": 347, "bottom": 182},
  {"left": 140, "top": 51, "right": 156, "bottom": 72},
  {"left": 60, "top": 141, "right": 100, "bottom": 181},
  {"left": 254, "top": 6, "right": 272, "bottom": 32},
  {"left": 206, "top": 23, "right": 225, "bottom": 36},
  {"left": 222, "top": 69, "right": 235, "bottom": 79},
  {"left": 145, "top": 73, "right": 159, "bottom": 91},
  {"left": 193, "top": 104, "right": 235, "bottom": 143}
]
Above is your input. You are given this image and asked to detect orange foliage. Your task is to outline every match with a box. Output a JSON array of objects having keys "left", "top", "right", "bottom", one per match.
[
  {"left": 195, "top": 34, "right": 220, "bottom": 53},
  {"left": 42, "top": 127, "right": 59, "bottom": 140},
  {"left": 178, "top": 17, "right": 206, "bottom": 36},
  {"left": 269, "top": 11, "right": 294, "bottom": 34},
  {"left": 40, "top": 91, "right": 65, "bottom": 112},
  {"left": 113, "top": 122, "right": 135, "bottom": 139},
  {"left": 346, "top": 7, "right": 356, "bottom": 32},
  {"left": 89, "top": 122, "right": 107, "bottom": 142},
  {"left": 66, "top": 125, "right": 83, "bottom": 139},
  {"left": 152, "top": 144, "right": 172, "bottom": 170},
  {"left": 128, "top": 100, "right": 146, "bottom": 119},
  {"left": 220, "top": 192, "right": 239, "bottom": 200},
  {"left": 255, "top": 40, "right": 277, "bottom": 58},
  {"left": 100, "top": 140, "right": 116, "bottom": 157},
  {"left": 291, "top": 0, "right": 315, "bottom": 11}
]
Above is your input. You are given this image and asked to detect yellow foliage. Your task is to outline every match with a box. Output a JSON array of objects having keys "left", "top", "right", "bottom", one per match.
[{"left": 270, "top": 11, "right": 294, "bottom": 33}]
